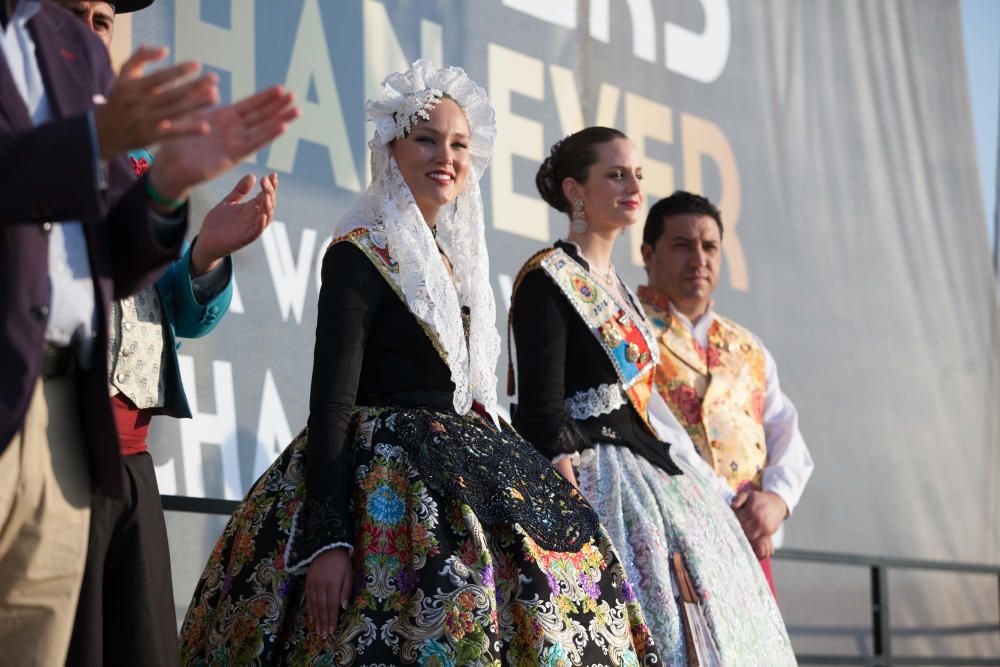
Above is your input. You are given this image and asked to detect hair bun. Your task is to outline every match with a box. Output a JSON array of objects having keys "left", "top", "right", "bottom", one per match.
[
  {"left": 535, "top": 139, "right": 568, "bottom": 212},
  {"left": 541, "top": 157, "right": 558, "bottom": 192}
]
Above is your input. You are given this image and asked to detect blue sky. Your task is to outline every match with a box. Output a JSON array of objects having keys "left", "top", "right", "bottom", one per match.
[{"left": 961, "top": 0, "right": 999, "bottom": 259}]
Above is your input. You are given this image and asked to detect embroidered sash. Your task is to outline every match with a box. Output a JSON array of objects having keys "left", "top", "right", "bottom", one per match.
[{"left": 536, "top": 248, "right": 659, "bottom": 431}]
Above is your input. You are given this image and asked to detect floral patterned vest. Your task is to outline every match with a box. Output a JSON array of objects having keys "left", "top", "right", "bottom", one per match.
[{"left": 638, "top": 285, "right": 768, "bottom": 491}]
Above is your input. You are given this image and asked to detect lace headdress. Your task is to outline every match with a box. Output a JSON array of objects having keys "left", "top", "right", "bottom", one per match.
[{"left": 334, "top": 60, "right": 501, "bottom": 422}]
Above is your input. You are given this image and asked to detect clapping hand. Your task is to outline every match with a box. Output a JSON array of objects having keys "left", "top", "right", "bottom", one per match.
[
  {"left": 95, "top": 46, "right": 219, "bottom": 159},
  {"left": 149, "top": 86, "right": 299, "bottom": 204},
  {"left": 190, "top": 173, "right": 278, "bottom": 276}
]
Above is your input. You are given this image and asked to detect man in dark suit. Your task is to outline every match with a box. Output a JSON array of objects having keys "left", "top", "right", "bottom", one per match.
[
  {"left": 51, "top": 2, "right": 285, "bottom": 665},
  {"left": 0, "top": 1, "right": 297, "bottom": 662}
]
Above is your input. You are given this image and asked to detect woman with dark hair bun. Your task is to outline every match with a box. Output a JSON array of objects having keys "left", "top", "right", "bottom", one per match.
[{"left": 509, "top": 127, "right": 796, "bottom": 665}]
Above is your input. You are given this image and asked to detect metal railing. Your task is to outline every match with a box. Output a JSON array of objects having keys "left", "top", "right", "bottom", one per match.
[
  {"left": 161, "top": 495, "right": 1000, "bottom": 666},
  {"left": 774, "top": 548, "right": 1000, "bottom": 666}
]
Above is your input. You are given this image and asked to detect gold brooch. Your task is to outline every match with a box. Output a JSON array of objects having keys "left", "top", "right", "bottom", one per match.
[{"left": 600, "top": 322, "right": 624, "bottom": 348}]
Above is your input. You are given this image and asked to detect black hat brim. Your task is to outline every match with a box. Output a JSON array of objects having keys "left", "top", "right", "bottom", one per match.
[{"left": 112, "top": 0, "right": 155, "bottom": 14}]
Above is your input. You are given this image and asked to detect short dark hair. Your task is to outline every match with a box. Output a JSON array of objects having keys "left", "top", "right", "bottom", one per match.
[
  {"left": 643, "top": 190, "right": 723, "bottom": 247},
  {"left": 536, "top": 127, "right": 629, "bottom": 214}
]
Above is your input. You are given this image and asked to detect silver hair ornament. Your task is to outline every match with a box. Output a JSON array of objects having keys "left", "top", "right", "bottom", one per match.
[{"left": 394, "top": 88, "right": 445, "bottom": 139}]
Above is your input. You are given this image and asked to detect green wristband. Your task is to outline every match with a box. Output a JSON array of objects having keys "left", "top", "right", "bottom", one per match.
[{"left": 145, "top": 178, "right": 186, "bottom": 210}]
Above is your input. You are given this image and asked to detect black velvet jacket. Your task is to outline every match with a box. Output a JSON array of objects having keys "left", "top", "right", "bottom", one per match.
[
  {"left": 306, "top": 241, "right": 457, "bottom": 526},
  {"left": 511, "top": 241, "right": 681, "bottom": 476}
]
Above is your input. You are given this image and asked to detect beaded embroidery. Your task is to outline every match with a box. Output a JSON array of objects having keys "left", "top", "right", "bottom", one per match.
[{"left": 376, "top": 407, "right": 599, "bottom": 553}]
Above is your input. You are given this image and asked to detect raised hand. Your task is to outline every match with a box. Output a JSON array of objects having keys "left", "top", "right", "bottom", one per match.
[
  {"left": 148, "top": 86, "right": 299, "bottom": 203},
  {"left": 95, "top": 46, "right": 219, "bottom": 159},
  {"left": 190, "top": 173, "right": 278, "bottom": 276}
]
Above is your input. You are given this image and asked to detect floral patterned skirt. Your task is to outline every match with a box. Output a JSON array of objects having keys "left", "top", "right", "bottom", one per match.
[
  {"left": 180, "top": 408, "right": 659, "bottom": 666},
  {"left": 577, "top": 444, "right": 797, "bottom": 667}
]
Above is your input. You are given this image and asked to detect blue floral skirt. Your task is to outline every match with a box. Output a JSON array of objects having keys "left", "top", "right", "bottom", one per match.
[
  {"left": 180, "top": 407, "right": 660, "bottom": 665},
  {"left": 577, "top": 444, "right": 796, "bottom": 666}
]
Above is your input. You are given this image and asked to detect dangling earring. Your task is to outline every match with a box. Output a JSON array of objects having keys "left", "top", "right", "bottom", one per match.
[{"left": 570, "top": 198, "right": 588, "bottom": 234}]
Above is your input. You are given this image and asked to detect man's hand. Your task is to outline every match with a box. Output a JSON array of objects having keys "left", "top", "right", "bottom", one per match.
[
  {"left": 95, "top": 46, "right": 219, "bottom": 159},
  {"left": 148, "top": 86, "right": 298, "bottom": 203},
  {"left": 731, "top": 488, "right": 788, "bottom": 543},
  {"left": 305, "top": 548, "right": 352, "bottom": 639},
  {"left": 190, "top": 173, "right": 278, "bottom": 276},
  {"left": 749, "top": 534, "right": 775, "bottom": 560}
]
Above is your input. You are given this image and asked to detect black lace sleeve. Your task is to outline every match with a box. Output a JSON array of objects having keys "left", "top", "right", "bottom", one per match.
[
  {"left": 511, "top": 268, "right": 593, "bottom": 458},
  {"left": 285, "top": 494, "right": 352, "bottom": 572},
  {"left": 548, "top": 415, "right": 592, "bottom": 458},
  {"left": 290, "top": 242, "right": 385, "bottom": 569}
]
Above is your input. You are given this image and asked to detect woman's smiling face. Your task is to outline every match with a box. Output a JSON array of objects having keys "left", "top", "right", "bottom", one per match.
[{"left": 390, "top": 97, "right": 471, "bottom": 225}]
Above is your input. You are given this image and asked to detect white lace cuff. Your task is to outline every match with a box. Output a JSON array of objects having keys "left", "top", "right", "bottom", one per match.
[
  {"left": 283, "top": 501, "right": 354, "bottom": 575},
  {"left": 563, "top": 384, "right": 627, "bottom": 420},
  {"left": 284, "top": 542, "right": 354, "bottom": 576}
]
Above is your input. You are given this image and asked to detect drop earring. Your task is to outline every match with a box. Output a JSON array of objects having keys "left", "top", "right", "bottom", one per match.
[{"left": 570, "top": 198, "right": 588, "bottom": 234}]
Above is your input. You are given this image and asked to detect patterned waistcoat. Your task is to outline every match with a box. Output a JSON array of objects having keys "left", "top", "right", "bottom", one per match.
[
  {"left": 107, "top": 286, "right": 166, "bottom": 409},
  {"left": 107, "top": 149, "right": 166, "bottom": 410},
  {"left": 638, "top": 286, "right": 767, "bottom": 491}
]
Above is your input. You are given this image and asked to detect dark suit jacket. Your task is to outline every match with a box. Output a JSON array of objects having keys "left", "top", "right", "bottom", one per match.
[{"left": 0, "top": 1, "right": 187, "bottom": 498}]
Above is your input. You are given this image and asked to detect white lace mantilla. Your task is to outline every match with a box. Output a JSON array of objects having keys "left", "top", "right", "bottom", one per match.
[
  {"left": 563, "top": 383, "right": 628, "bottom": 420},
  {"left": 334, "top": 60, "right": 500, "bottom": 422}
]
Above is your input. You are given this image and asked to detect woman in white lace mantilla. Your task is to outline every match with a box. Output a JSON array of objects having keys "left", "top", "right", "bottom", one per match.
[
  {"left": 509, "top": 127, "right": 797, "bottom": 665},
  {"left": 180, "top": 62, "right": 661, "bottom": 666}
]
